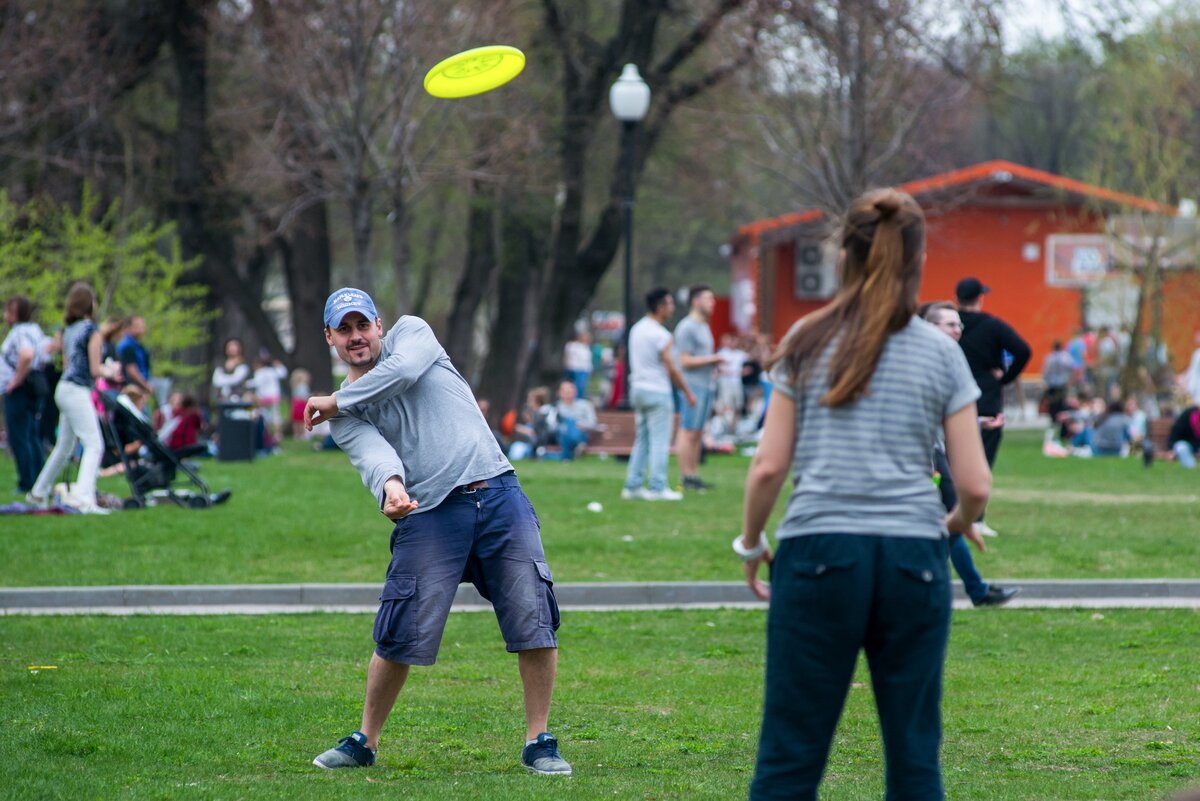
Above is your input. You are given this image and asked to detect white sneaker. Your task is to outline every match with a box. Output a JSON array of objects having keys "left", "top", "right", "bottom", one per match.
[
  {"left": 976, "top": 521, "right": 999, "bottom": 538},
  {"left": 24, "top": 492, "right": 50, "bottom": 510},
  {"left": 620, "top": 487, "right": 645, "bottom": 500},
  {"left": 642, "top": 488, "right": 683, "bottom": 501},
  {"left": 66, "top": 497, "right": 112, "bottom": 515}
]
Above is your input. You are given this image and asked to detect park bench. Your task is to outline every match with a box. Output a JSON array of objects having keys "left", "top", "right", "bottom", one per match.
[{"left": 586, "top": 410, "right": 679, "bottom": 457}]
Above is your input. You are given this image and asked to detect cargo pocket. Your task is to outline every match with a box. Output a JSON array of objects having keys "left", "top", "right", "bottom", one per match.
[
  {"left": 373, "top": 576, "right": 419, "bottom": 648},
  {"left": 534, "top": 560, "right": 560, "bottom": 631}
]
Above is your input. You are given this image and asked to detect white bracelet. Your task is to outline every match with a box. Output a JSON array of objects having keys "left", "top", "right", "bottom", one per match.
[{"left": 732, "top": 532, "right": 770, "bottom": 562}]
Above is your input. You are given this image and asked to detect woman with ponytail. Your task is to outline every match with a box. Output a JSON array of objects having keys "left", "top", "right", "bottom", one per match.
[{"left": 736, "top": 189, "right": 991, "bottom": 800}]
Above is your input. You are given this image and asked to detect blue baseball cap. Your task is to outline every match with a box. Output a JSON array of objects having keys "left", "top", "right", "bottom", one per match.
[{"left": 324, "top": 287, "right": 379, "bottom": 328}]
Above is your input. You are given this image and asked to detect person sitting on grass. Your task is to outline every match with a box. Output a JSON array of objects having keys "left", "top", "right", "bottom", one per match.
[
  {"left": 1090, "top": 400, "right": 1132, "bottom": 457},
  {"left": 1169, "top": 405, "right": 1200, "bottom": 469},
  {"left": 164, "top": 394, "right": 209, "bottom": 459},
  {"left": 507, "top": 386, "right": 552, "bottom": 461}
]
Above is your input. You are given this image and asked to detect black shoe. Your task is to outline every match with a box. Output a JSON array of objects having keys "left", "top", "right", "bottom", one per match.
[
  {"left": 682, "top": 476, "right": 714, "bottom": 492},
  {"left": 973, "top": 586, "right": 1019, "bottom": 607}
]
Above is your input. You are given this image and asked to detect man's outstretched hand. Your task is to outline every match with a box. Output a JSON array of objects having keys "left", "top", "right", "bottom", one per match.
[{"left": 304, "top": 394, "right": 339, "bottom": 431}]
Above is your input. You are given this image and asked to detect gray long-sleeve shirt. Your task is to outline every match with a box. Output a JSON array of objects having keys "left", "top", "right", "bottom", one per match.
[{"left": 329, "top": 316, "right": 513, "bottom": 514}]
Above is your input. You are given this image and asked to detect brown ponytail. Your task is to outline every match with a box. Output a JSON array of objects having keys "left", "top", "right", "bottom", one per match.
[{"left": 768, "top": 188, "right": 925, "bottom": 407}]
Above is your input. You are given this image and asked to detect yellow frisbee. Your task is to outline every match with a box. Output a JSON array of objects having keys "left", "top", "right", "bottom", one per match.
[{"left": 424, "top": 45, "right": 526, "bottom": 99}]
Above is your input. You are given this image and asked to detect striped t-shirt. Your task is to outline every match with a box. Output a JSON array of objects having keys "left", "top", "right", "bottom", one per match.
[{"left": 770, "top": 316, "right": 980, "bottom": 540}]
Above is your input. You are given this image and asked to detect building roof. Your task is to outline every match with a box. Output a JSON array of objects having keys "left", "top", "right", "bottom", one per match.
[{"left": 736, "top": 160, "right": 1172, "bottom": 241}]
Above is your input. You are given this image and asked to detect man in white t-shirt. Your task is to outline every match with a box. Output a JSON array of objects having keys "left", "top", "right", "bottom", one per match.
[{"left": 622, "top": 287, "right": 693, "bottom": 501}]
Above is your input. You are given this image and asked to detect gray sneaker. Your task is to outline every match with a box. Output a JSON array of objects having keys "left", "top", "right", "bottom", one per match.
[
  {"left": 521, "top": 732, "right": 572, "bottom": 775},
  {"left": 313, "top": 731, "right": 375, "bottom": 769}
]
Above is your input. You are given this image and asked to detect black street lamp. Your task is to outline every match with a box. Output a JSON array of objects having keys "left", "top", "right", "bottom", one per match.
[{"left": 608, "top": 63, "right": 650, "bottom": 411}]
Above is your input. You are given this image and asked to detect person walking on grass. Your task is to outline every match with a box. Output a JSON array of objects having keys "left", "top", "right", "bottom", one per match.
[
  {"left": 673, "top": 284, "right": 724, "bottom": 492},
  {"left": 2, "top": 295, "right": 49, "bottom": 495},
  {"left": 622, "top": 287, "right": 695, "bottom": 501},
  {"left": 737, "top": 189, "right": 991, "bottom": 800},
  {"left": 27, "top": 283, "right": 112, "bottom": 515},
  {"left": 922, "top": 301, "right": 1019, "bottom": 608},
  {"left": 954, "top": 276, "right": 1029, "bottom": 537},
  {"left": 303, "top": 288, "right": 569, "bottom": 776}
]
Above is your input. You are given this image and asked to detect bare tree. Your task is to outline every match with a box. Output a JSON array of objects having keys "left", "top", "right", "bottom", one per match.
[
  {"left": 243, "top": 0, "right": 488, "bottom": 309},
  {"left": 463, "top": 0, "right": 775, "bottom": 416},
  {"left": 1090, "top": 10, "right": 1200, "bottom": 396},
  {"left": 750, "top": 0, "right": 1003, "bottom": 215}
]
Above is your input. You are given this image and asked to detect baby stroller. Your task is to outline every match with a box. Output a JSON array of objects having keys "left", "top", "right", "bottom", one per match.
[{"left": 97, "top": 391, "right": 231, "bottom": 510}]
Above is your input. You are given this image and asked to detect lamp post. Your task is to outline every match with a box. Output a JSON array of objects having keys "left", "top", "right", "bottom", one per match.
[{"left": 609, "top": 63, "right": 650, "bottom": 411}]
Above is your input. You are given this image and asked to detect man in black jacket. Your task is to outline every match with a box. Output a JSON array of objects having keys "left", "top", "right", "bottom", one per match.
[{"left": 955, "top": 277, "right": 1031, "bottom": 535}]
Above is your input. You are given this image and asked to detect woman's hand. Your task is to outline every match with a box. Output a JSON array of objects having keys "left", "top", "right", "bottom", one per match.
[
  {"left": 743, "top": 546, "right": 773, "bottom": 600},
  {"left": 945, "top": 509, "right": 986, "bottom": 553}
]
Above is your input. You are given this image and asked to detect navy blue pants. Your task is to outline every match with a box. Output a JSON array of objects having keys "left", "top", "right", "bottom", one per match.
[
  {"left": 374, "top": 472, "right": 559, "bottom": 666},
  {"left": 750, "top": 534, "right": 952, "bottom": 801},
  {"left": 4, "top": 384, "right": 44, "bottom": 492}
]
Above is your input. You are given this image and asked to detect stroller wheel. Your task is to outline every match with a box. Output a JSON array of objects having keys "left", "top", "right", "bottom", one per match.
[
  {"left": 188, "top": 495, "right": 212, "bottom": 509},
  {"left": 123, "top": 497, "right": 144, "bottom": 511}
]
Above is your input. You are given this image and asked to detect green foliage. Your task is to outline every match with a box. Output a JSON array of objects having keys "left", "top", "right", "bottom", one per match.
[{"left": 0, "top": 186, "right": 210, "bottom": 380}]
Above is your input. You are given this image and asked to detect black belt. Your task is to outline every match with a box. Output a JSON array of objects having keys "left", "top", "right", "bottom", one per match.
[{"left": 453, "top": 470, "right": 517, "bottom": 494}]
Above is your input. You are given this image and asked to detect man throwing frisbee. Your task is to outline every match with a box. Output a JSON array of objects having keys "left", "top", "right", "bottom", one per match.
[{"left": 305, "top": 288, "right": 570, "bottom": 775}]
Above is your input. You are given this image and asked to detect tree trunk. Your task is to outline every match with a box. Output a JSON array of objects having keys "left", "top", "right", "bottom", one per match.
[
  {"left": 411, "top": 190, "right": 447, "bottom": 320},
  {"left": 477, "top": 200, "right": 546, "bottom": 420},
  {"left": 281, "top": 197, "right": 334, "bottom": 393},
  {"left": 390, "top": 188, "right": 412, "bottom": 316},
  {"left": 169, "top": 0, "right": 286, "bottom": 387},
  {"left": 350, "top": 181, "right": 374, "bottom": 293},
  {"left": 444, "top": 181, "right": 497, "bottom": 376}
]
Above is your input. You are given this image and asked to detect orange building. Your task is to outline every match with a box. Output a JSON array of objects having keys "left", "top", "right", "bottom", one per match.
[{"left": 727, "top": 161, "right": 1200, "bottom": 372}]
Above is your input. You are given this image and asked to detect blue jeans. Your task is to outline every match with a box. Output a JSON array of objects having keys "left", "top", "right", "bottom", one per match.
[
  {"left": 564, "top": 369, "right": 590, "bottom": 399},
  {"left": 752, "top": 534, "right": 951, "bottom": 801},
  {"left": 1071, "top": 428, "right": 1094, "bottom": 450},
  {"left": 949, "top": 534, "right": 988, "bottom": 603},
  {"left": 934, "top": 448, "right": 989, "bottom": 603},
  {"left": 545, "top": 419, "right": 588, "bottom": 461},
  {"left": 625, "top": 387, "right": 673, "bottom": 492},
  {"left": 4, "top": 384, "right": 45, "bottom": 492},
  {"left": 1175, "top": 441, "right": 1197, "bottom": 469}
]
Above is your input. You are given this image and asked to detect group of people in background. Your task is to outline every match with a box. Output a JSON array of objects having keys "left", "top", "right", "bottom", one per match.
[
  {"left": 1041, "top": 324, "right": 1200, "bottom": 467},
  {"left": 492, "top": 286, "right": 775, "bottom": 486},
  {"left": 1041, "top": 326, "right": 1137, "bottom": 457},
  {"left": 0, "top": 284, "right": 320, "bottom": 512}
]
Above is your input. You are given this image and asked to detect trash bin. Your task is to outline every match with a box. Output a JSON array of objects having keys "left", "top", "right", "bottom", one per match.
[{"left": 216, "top": 401, "right": 256, "bottom": 462}]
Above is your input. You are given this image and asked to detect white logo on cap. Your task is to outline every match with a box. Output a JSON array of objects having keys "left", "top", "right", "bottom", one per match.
[{"left": 336, "top": 292, "right": 361, "bottom": 307}]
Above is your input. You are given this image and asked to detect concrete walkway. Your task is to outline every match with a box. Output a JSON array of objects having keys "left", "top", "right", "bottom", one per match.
[{"left": 3, "top": 579, "right": 1200, "bottom": 615}]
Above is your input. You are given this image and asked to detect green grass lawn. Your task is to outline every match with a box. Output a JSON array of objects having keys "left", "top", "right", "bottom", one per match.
[
  {"left": 2, "top": 608, "right": 1197, "bottom": 800},
  {"left": 2, "top": 429, "right": 1198, "bottom": 586}
]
